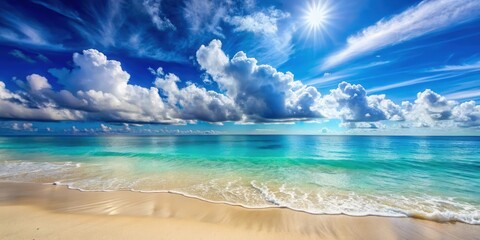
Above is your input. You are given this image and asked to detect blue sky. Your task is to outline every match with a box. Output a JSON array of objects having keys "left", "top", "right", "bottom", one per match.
[{"left": 0, "top": 0, "right": 480, "bottom": 135}]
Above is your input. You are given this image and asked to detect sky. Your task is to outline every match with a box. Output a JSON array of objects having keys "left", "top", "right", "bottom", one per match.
[{"left": 0, "top": 0, "right": 480, "bottom": 135}]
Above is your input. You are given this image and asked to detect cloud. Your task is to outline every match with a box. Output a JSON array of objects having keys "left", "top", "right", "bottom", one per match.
[
  {"left": 445, "top": 89, "right": 480, "bottom": 100},
  {"left": 226, "top": 7, "right": 289, "bottom": 35},
  {"left": 48, "top": 49, "right": 176, "bottom": 123},
  {"left": 0, "top": 1, "right": 293, "bottom": 64},
  {"left": 367, "top": 72, "right": 466, "bottom": 93},
  {"left": 340, "top": 122, "right": 385, "bottom": 129},
  {"left": 0, "top": 48, "right": 240, "bottom": 124},
  {"left": 428, "top": 60, "right": 480, "bottom": 72},
  {"left": 225, "top": 7, "right": 295, "bottom": 67},
  {"left": 196, "top": 39, "right": 323, "bottom": 122},
  {"left": 405, "top": 89, "right": 455, "bottom": 125},
  {"left": 306, "top": 72, "right": 354, "bottom": 86},
  {"left": 402, "top": 89, "right": 480, "bottom": 128},
  {"left": 322, "top": 0, "right": 480, "bottom": 69},
  {"left": 321, "top": 82, "right": 404, "bottom": 122},
  {"left": 2, "top": 49, "right": 174, "bottom": 123},
  {"left": 8, "top": 49, "right": 50, "bottom": 64},
  {"left": 31, "top": 0, "right": 83, "bottom": 22},
  {"left": 180, "top": 1, "right": 295, "bottom": 66},
  {"left": 182, "top": 0, "right": 228, "bottom": 36},
  {"left": 26, "top": 74, "right": 51, "bottom": 91},
  {"left": 143, "top": 0, "right": 176, "bottom": 31},
  {"left": 0, "top": 3, "right": 64, "bottom": 50},
  {"left": 9, "top": 49, "right": 36, "bottom": 63},
  {"left": 100, "top": 123, "right": 112, "bottom": 132},
  {"left": 36, "top": 54, "right": 50, "bottom": 62},
  {"left": 0, "top": 80, "right": 82, "bottom": 121},
  {"left": 152, "top": 67, "right": 242, "bottom": 122},
  {"left": 307, "top": 61, "right": 391, "bottom": 86},
  {"left": 452, "top": 101, "right": 480, "bottom": 127},
  {"left": 1, "top": 45, "right": 479, "bottom": 129},
  {"left": 11, "top": 122, "right": 33, "bottom": 131}
]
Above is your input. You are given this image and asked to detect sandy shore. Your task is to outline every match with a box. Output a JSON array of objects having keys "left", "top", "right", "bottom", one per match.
[{"left": 0, "top": 182, "right": 478, "bottom": 240}]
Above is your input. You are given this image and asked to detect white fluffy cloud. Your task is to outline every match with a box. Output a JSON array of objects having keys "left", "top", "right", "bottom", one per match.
[
  {"left": 26, "top": 74, "right": 51, "bottom": 91},
  {"left": 0, "top": 48, "right": 241, "bottom": 124},
  {"left": 153, "top": 67, "right": 241, "bottom": 122},
  {"left": 452, "top": 101, "right": 480, "bottom": 127},
  {"left": 319, "top": 82, "right": 403, "bottom": 122},
  {"left": 100, "top": 123, "right": 112, "bottom": 132},
  {"left": 1, "top": 49, "right": 174, "bottom": 123},
  {"left": 405, "top": 89, "right": 455, "bottom": 123},
  {"left": 0, "top": 80, "right": 82, "bottom": 121},
  {"left": 196, "top": 39, "right": 322, "bottom": 122},
  {"left": 402, "top": 89, "right": 480, "bottom": 128},
  {"left": 1, "top": 44, "right": 480, "bottom": 130},
  {"left": 48, "top": 49, "right": 175, "bottom": 123}
]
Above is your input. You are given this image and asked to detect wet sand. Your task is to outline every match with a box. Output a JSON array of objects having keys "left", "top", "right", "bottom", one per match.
[{"left": 0, "top": 182, "right": 478, "bottom": 240}]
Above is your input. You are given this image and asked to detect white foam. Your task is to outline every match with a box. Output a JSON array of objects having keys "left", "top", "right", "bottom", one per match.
[{"left": 1, "top": 160, "right": 479, "bottom": 225}]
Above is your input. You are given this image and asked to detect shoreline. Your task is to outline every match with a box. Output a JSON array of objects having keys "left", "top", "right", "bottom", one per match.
[
  {"left": 0, "top": 182, "right": 478, "bottom": 239},
  {"left": 21, "top": 181, "right": 474, "bottom": 224}
]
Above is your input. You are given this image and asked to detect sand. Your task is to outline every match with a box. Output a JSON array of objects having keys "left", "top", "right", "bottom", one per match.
[{"left": 0, "top": 182, "right": 478, "bottom": 240}]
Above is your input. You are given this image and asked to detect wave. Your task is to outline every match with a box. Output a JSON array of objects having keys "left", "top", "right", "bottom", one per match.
[
  {"left": 1, "top": 160, "right": 479, "bottom": 225},
  {"left": 39, "top": 178, "right": 480, "bottom": 225}
]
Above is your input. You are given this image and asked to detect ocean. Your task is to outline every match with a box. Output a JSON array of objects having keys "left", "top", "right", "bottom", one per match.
[{"left": 0, "top": 135, "right": 479, "bottom": 224}]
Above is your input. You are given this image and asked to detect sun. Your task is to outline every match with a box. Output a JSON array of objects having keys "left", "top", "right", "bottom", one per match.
[
  {"left": 305, "top": 3, "right": 327, "bottom": 30},
  {"left": 302, "top": 0, "right": 333, "bottom": 42}
]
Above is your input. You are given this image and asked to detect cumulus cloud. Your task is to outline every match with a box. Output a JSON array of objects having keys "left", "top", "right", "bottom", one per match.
[
  {"left": 100, "top": 124, "right": 112, "bottom": 132},
  {"left": 152, "top": 67, "right": 241, "bottom": 122},
  {"left": 48, "top": 49, "right": 176, "bottom": 123},
  {"left": 322, "top": 0, "right": 480, "bottom": 69},
  {"left": 321, "top": 82, "right": 403, "bottom": 122},
  {"left": 1, "top": 45, "right": 479, "bottom": 130},
  {"left": 402, "top": 89, "right": 480, "bottom": 128},
  {"left": 26, "top": 74, "right": 51, "bottom": 91},
  {"left": 403, "top": 89, "right": 456, "bottom": 126},
  {"left": 0, "top": 81, "right": 81, "bottom": 121},
  {"left": 196, "top": 39, "right": 323, "bottom": 122},
  {"left": 0, "top": 48, "right": 241, "bottom": 124},
  {"left": 1, "top": 50, "right": 175, "bottom": 123},
  {"left": 452, "top": 101, "right": 480, "bottom": 127}
]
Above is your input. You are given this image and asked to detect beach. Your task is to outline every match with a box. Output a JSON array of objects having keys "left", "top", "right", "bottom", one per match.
[
  {"left": 2, "top": 0, "right": 480, "bottom": 238},
  {"left": 1, "top": 136, "right": 479, "bottom": 239},
  {"left": 0, "top": 182, "right": 478, "bottom": 240}
]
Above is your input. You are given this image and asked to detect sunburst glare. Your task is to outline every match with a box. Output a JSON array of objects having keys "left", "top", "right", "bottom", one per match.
[{"left": 302, "top": 0, "right": 334, "bottom": 43}]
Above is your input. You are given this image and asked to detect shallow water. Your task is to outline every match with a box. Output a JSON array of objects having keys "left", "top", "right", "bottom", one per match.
[{"left": 0, "top": 135, "right": 479, "bottom": 224}]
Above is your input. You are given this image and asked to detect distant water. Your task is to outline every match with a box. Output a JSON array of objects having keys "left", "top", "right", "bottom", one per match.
[{"left": 0, "top": 135, "right": 479, "bottom": 224}]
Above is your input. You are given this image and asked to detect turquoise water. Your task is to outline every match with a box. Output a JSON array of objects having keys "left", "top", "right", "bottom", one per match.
[{"left": 0, "top": 135, "right": 479, "bottom": 224}]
